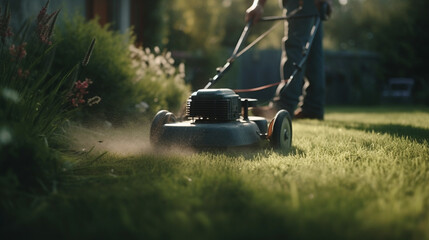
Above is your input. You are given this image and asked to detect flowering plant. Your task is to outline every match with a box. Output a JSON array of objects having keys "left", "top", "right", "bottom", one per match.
[
  {"left": 36, "top": 1, "right": 60, "bottom": 45},
  {"left": 129, "top": 45, "right": 190, "bottom": 114},
  {"left": 0, "top": 1, "right": 98, "bottom": 190},
  {"left": 70, "top": 78, "right": 93, "bottom": 107},
  {"left": 1, "top": 1, "right": 98, "bottom": 131},
  {"left": 1, "top": 1, "right": 98, "bottom": 116}
]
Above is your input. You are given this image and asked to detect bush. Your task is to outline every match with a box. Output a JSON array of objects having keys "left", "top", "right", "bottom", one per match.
[
  {"left": 54, "top": 15, "right": 136, "bottom": 121},
  {"left": 54, "top": 15, "right": 190, "bottom": 121}
]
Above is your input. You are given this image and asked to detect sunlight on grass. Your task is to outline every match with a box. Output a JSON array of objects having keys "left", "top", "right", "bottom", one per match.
[{"left": 6, "top": 107, "right": 428, "bottom": 239}]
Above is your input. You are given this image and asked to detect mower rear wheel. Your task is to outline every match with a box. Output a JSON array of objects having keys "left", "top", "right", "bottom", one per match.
[
  {"left": 150, "top": 110, "right": 176, "bottom": 146},
  {"left": 270, "top": 110, "right": 292, "bottom": 152}
]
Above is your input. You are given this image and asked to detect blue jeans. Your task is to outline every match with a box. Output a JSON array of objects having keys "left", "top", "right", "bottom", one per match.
[{"left": 274, "top": 6, "right": 325, "bottom": 118}]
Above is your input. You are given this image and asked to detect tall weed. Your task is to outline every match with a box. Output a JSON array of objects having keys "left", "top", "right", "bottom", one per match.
[{"left": 0, "top": 2, "right": 95, "bottom": 191}]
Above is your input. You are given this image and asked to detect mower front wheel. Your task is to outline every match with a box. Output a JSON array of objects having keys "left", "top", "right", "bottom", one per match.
[
  {"left": 269, "top": 110, "right": 292, "bottom": 152},
  {"left": 150, "top": 110, "right": 177, "bottom": 146}
]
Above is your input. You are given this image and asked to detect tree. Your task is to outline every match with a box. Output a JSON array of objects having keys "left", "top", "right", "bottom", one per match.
[{"left": 324, "top": 0, "right": 429, "bottom": 103}]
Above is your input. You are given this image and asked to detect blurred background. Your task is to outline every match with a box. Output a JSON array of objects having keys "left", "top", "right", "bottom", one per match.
[{"left": 5, "top": 0, "right": 429, "bottom": 105}]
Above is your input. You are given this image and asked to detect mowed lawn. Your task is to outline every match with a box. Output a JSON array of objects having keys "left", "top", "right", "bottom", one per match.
[{"left": 4, "top": 106, "right": 429, "bottom": 240}]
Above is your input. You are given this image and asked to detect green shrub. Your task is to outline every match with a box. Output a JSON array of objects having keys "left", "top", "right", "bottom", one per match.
[
  {"left": 54, "top": 14, "right": 190, "bottom": 119},
  {"left": 54, "top": 15, "right": 136, "bottom": 121}
]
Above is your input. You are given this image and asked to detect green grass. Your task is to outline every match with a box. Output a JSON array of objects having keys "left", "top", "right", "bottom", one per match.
[{"left": 2, "top": 106, "right": 429, "bottom": 240}]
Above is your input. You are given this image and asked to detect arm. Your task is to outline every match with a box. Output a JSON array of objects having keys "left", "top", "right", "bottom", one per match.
[{"left": 245, "top": 0, "right": 267, "bottom": 24}]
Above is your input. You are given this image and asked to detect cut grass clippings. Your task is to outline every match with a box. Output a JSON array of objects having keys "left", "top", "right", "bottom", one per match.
[{"left": 1, "top": 106, "right": 428, "bottom": 240}]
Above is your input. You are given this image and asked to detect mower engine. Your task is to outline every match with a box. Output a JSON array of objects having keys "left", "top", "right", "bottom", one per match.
[{"left": 187, "top": 89, "right": 241, "bottom": 122}]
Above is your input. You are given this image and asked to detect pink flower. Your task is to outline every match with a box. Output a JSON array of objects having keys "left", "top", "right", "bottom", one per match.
[
  {"left": 9, "top": 43, "right": 27, "bottom": 60},
  {"left": 69, "top": 78, "right": 93, "bottom": 107}
]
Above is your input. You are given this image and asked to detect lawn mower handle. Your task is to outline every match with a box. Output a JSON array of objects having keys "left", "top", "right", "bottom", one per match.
[
  {"left": 204, "top": 61, "right": 233, "bottom": 89},
  {"left": 204, "top": 22, "right": 252, "bottom": 89},
  {"left": 204, "top": 5, "right": 320, "bottom": 90}
]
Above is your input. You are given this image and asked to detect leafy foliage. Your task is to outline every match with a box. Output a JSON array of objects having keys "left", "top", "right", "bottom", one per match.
[
  {"left": 54, "top": 15, "right": 136, "bottom": 121},
  {"left": 54, "top": 14, "right": 190, "bottom": 120},
  {"left": 0, "top": 2, "right": 92, "bottom": 191},
  {"left": 324, "top": 0, "right": 429, "bottom": 102}
]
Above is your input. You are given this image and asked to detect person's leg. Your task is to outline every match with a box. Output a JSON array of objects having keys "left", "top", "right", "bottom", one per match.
[
  {"left": 274, "top": 16, "right": 314, "bottom": 115},
  {"left": 299, "top": 20, "right": 325, "bottom": 119}
]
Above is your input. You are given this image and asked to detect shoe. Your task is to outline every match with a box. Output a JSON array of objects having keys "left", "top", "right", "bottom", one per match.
[
  {"left": 251, "top": 105, "right": 279, "bottom": 119},
  {"left": 294, "top": 108, "right": 324, "bottom": 120}
]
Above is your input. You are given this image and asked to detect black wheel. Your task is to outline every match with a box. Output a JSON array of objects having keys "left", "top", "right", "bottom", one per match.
[
  {"left": 150, "top": 110, "right": 176, "bottom": 146},
  {"left": 270, "top": 110, "right": 292, "bottom": 151}
]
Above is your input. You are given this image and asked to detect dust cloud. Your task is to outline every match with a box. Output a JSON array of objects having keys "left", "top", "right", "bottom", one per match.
[
  {"left": 66, "top": 120, "right": 195, "bottom": 157},
  {"left": 67, "top": 120, "right": 151, "bottom": 156}
]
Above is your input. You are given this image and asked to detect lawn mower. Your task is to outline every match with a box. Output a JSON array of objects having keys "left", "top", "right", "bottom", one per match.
[
  {"left": 150, "top": 6, "right": 324, "bottom": 151},
  {"left": 150, "top": 89, "right": 291, "bottom": 150}
]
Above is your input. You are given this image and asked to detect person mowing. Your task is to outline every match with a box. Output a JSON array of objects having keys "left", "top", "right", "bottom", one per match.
[{"left": 246, "top": 0, "right": 332, "bottom": 120}]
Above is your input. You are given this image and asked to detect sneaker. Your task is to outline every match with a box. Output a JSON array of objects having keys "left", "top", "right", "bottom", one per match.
[{"left": 294, "top": 108, "right": 324, "bottom": 120}]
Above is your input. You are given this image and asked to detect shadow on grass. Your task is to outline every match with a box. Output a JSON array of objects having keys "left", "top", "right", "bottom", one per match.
[{"left": 323, "top": 120, "right": 429, "bottom": 144}]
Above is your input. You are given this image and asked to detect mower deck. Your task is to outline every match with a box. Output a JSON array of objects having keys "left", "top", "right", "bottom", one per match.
[{"left": 158, "top": 118, "right": 262, "bottom": 148}]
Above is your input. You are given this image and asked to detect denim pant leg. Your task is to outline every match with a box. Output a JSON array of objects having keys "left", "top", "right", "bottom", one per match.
[
  {"left": 301, "top": 21, "right": 325, "bottom": 117},
  {"left": 275, "top": 17, "right": 314, "bottom": 115}
]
